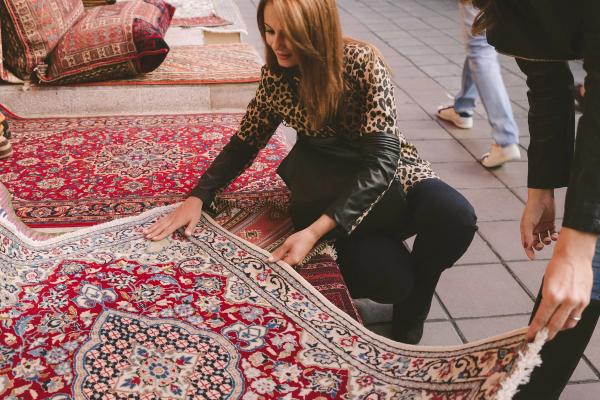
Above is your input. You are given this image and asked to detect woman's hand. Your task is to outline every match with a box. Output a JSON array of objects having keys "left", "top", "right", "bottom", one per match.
[
  {"left": 268, "top": 214, "right": 337, "bottom": 266},
  {"left": 526, "top": 228, "right": 596, "bottom": 341},
  {"left": 144, "top": 196, "right": 203, "bottom": 241},
  {"left": 268, "top": 228, "right": 320, "bottom": 266},
  {"left": 520, "top": 188, "right": 559, "bottom": 260}
]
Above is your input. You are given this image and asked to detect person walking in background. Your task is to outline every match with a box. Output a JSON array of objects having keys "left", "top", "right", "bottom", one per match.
[
  {"left": 472, "top": 0, "right": 600, "bottom": 398},
  {"left": 436, "top": 0, "right": 520, "bottom": 168}
]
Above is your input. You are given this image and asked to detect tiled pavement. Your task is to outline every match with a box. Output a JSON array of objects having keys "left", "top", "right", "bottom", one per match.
[{"left": 234, "top": 0, "right": 598, "bottom": 397}]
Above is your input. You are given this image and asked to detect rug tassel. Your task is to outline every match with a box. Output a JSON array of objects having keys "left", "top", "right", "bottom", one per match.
[{"left": 495, "top": 328, "right": 547, "bottom": 400}]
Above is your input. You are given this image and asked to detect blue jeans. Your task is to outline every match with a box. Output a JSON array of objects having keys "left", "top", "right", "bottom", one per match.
[
  {"left": 592, "top": 237, "right": 600, "bottom": 300},
  {"left": 453, "top": 2, "right": 519, "bottom": 147}
]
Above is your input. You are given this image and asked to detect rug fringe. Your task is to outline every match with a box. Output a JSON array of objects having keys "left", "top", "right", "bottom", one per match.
[{"left": 495, "top": 328, "right": 547, "bottom": 399}]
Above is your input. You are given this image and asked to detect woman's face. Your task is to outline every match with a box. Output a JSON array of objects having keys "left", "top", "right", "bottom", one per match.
[{"left": 263, "top": 2, "right": 299, "bottom": 68}]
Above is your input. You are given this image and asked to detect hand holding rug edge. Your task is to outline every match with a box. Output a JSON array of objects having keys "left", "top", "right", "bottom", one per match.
[{"left": 0, "top": 182, "right": 542, "bottom": 399}]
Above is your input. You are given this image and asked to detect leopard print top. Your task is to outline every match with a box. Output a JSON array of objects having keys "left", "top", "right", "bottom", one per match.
[{"left": 236, "top": 42, "right": 437, "bottom": 194}]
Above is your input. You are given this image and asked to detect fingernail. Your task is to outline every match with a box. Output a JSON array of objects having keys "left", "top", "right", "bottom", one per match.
[
  {"left": 267, "top": 257, "right": 274, "bottom": 262},
  {"left": 185, "top": 231, "right": 191, "bottom": 236}
]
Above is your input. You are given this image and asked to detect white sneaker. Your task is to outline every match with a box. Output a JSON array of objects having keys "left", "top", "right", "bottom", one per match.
[
  {"left": 481, "top": 143, "right": 521, "bottom": 168},
  {"left": 436, "top": 105, "right": 473, "bottom": 129}
]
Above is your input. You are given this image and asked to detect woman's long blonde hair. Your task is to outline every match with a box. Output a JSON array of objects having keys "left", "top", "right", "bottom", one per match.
[{"left": 257, "top": 0, "right": 344, "bottom": 130}]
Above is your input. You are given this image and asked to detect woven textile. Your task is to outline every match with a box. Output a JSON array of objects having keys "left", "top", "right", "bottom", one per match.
[
  {"left": 38, "top": 0, "right": 174, "bottom": 84},
  {"left": 0, "top": 193, "right": 540, "bottom": 399},
  {"left": 0, "top": 0, "right": 84, "bottom": 80},
  {"left": 0, "top": 109, "right": 289, "bottom": 228},
  {"left": 213, "top": 202, "right": 362, "bottom": 321},
  {"left": 168, "top": 0, "right": 232, "bottom": 27},
  {"left": 76, "top": 44, "right": 262, "bottom": 86}
]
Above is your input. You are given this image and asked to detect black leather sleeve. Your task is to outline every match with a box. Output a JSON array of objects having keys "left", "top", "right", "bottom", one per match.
[
  {"left": 516, "top": 59, "right": 574, "bottom": 190},
  {"left": 324, "top": 132, "right": 400, "bottom": 237},
  {"left": 189, "top": 135, "right": 258, "bottom": 206},
  {"left": 188, "top": 66, "right": 282, "bottom": 207}
]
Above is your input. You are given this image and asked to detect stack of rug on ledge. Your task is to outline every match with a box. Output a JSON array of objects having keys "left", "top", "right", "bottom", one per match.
[
  {"left": 74, "top": 44, "right": 262, "bottom": 86},
  {"left": 0, "top": 105, "right": 361, "bottom": 319},
  {"left": 167, "top": 0, "right": 232, "bottom": 27},
  {"left": 84, "top": 0, "right": 241, "bottom": 29},
  {"left": 0, "top": 186, "right": 543, "bottom": 399}
]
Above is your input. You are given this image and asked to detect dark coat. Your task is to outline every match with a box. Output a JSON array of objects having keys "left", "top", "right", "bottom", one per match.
[{"left": 487, "top": 0, "right": 600, "bottom": 234}]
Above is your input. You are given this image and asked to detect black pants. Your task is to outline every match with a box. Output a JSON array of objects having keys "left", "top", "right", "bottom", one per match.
[
  {"left": 334, "top": 178, "right": 477, "bottom": 320},
  {"left": 514, "top": 289, "right": 600, "bottom": 400}
]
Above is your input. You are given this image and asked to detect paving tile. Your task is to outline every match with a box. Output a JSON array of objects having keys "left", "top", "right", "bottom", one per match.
[
  {"left": 394, "top": 77, "right": 445, "bottom": 92},
  {"left": 570, "top": 360, "right": 600, "bottom": 383},
  {"left": 386, "top": 37, "right": 426, "bottom": 47},
  {"left": 434, "top": 76, "right": 462, "bottom": 92},
  {"left": 420, "top": 321, "right": 463, "bottom": 346},
  {"left": 412, "top": 140, "right": 474, "bottom": 162},
  {"left": 515, "top": 118, "right": 531, "bottom": 137},
  {"left": 394, "top": 19, "right": 434, "bottom": 31},
  {"left": 394, "top": 45, "right": 438, "bottom": 56},
  {"left": 400, "top": 120, "right": 453, "bottom": 140},
  {"left": 584, "top": 325, "right": 600, "bottom": 373},
  {"left": 407, "top": 54, "right": 452, "bottom": 66},
  {"left": 457, "top": 138, "right": 492, "bottom": 159},
  {"left": 444, "top": 125, "right": 493, "bottom": 141},
  {"left": 418, "top": 36, "right": 461, "bottom": 47},
  {"left": 478, "top": 221, "right": 554, "bottom": 261},
  {"left": 501, "top": 70, "right": 526, "bottom": 87},
  {"left": 405, "top": 87, "right": 455, "bottom": 112},
  {"left": 506, "top": 261, "right": 546, "bottom": 298},
  {"left": 457, "top": 315, "right": 530, "bottom": 342},
  {"left": 407, "top": 29, "right": 451, "bottom": 39},
  {"left": 392, "top": 65, "right": 428, "bottom": 78},
  {"left": 460, "top": 188, "right": 524, "bottom": 222},
  {"left": 375, "top": 30, "right": 414, "bottom": 40},
  {"left": 432, "top": 162, "right": 504, "bottom": 189},
  {"left": 420, "top": 64, "right": 463, "bottom": 78},
  {"left": 561, "top": 382, "right": 600, "bottom": 400},
  {"left": 427, "top": 296, "right": 448, "bottom": 320},
  {"left": 454, "top": 232, "right": 500, "bottom": 266},
  {"left": 396, "top": 103, "right": 432, "bottom": 120},
  {"left": 436, "top": 264, "right": 534, "bottom": 318},
  {"left": 490, "top": 161, "right": 528, "bottom": 188},
  {"left": 428, "top": 43, "right": 465, "bottom": 55}
]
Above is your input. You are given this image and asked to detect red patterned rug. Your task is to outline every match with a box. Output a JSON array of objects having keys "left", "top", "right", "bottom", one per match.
[
  {"left": 0, "top": 186, "right": 544, "bottom": 399},
  {"left": 0, "top": 108, "right": 289, "bottom": 228},
  {"left": 214, "top": 202, "right": 361, "bottom": 321},
  {"left": 73, "top": 45, "right": 262, "bottom": 86},
  {"left": 167, "top": 0, "right": 232, "bottom": 27},
  {"left": 0, "top": 106, "right": 361, "bottom": 319}
]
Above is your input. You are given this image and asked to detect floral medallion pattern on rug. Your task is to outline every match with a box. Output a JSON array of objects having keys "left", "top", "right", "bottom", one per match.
[
  {"left": 0, "top": 113, "right": 289, "bottom": 227},
  {"left": 0, "top": 199, "right": 536, "bottom": 399}
]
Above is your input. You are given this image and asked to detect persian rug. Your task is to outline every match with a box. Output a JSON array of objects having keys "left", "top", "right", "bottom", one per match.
[
  {"left": 0, "top": 186, "right": 543, "bottom": 399},
  {"left": 200, "top": 0, "right": 247, "bottom": 36},
  {"left": 213, "top": 202, "right": 362, "bottom": 321},
  {"left": 75, "top": 45, "right": 262, "bottom": 86},
  {"left": 0, "top": 108, "right": 289, "bottom": 228},
  {"left": 168, "top": 0, "right": 232, "bottom": 27}
]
